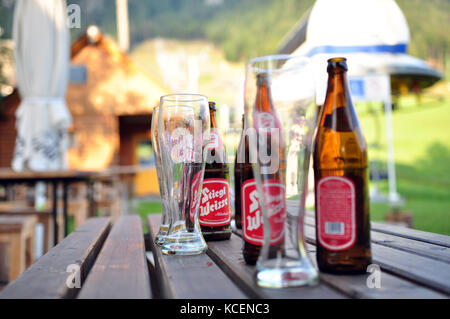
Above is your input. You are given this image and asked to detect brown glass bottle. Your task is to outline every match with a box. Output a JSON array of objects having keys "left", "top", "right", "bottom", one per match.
[
  {"left": 234, "top": 114, "right": 245, "bottom": 229},
  {"left": 242, "top": 73, "right": 285, "bottom": 265},
  {"left": 197, "top": 101, "right": 232, "bottom": 241},
  {"left": 313, "top": 57, "right": 372, "bottom": 274}
]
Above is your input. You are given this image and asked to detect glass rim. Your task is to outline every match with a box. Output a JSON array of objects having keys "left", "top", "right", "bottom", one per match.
[
  {"left": 160, "top": 93, "right": 208, "bottom": 103},
  {"left": 246, "top": 54, "right": 311, "bottom": 74}
]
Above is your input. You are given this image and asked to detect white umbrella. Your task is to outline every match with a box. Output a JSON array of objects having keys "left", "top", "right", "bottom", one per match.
[{"left": 12, "top": 0, "right": 72, "bottom": 171}]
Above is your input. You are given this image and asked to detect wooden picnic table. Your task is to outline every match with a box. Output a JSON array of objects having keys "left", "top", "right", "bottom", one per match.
[
  {"left": 0, "top": 165, "right": 148, "bottom": 246},
  {"left": 0, "top": 200, "right": 449, "bottom": 299},
  {"left": 0, "top": 169, "right": 97, "bottom": 245}
]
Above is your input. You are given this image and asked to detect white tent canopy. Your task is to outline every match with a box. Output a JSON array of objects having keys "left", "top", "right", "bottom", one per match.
[
  {"left": 12, "top": 0, "right": 72, "bottom": 171},
  {"left": 279, "top": 0, "right": 442, "bottom": 93},
  {"left": 277, "top": 0, "right": 443, "bottom": 205}
]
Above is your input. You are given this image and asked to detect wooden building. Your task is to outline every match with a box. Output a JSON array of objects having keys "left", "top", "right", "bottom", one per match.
[{"left": 0, "top": 26, "right": 168, "bottom": 196}]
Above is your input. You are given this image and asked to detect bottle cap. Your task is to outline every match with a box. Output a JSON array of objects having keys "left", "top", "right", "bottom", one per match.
[
  {"left": 209, "top": 101, "right": 216, "bottom": 111},
  {"left": 327, "top": 57, "right": 348, "bottom": 73},
  {"left": 256, "top": 72, "right": 271, "bottom": 86}
]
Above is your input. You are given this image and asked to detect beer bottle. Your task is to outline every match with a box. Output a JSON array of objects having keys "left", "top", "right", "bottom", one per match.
[
  {"left": 242, "top": 73, "right": 285, "bottom": 265},
  {"left": 234, "top": 114, "right": 245, "bottom": 229},
  {"left": 196, "top": 101, "right": 232, "bottom": 241},
  {"left": 313, "top": 57, "right": 372, "bottom": 274}
]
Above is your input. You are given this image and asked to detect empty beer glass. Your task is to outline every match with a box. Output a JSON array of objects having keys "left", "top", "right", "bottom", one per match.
[
  {"left": 151, "top": 106, "right": 170, "bottom": 245},
  {"left": 244, "top": 54, "right": 319, "bottom": 287},
  {"left": 158, "top": 94, "right": 210, "bottom": 256}
]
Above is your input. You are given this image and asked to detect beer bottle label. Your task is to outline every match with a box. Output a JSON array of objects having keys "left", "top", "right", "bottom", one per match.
[
  {"left": 208, "top": 130, "right": 224, "bottom": 150},
  {"left": 242, "top": 179, "right": 285, "bottom": 246},
  {"left": 189, "top": 170, "right": 203, "bottom": 222},
  {"left": 254, "top": 111, "right": 282, "bottom": 132},
  {"left": 196, "top": 178, "right": 231, "bottom": 226},
  {"left": 317, "top": 176, "right": 356, "bottom": 251}
]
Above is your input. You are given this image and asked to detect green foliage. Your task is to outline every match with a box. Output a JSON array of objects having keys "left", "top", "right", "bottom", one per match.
[
  {"left": 358, "top": 94, "right": 450, "bottom": 235},
  {"left": 1, "top": 0, "right": 449, "bottom": 70}
]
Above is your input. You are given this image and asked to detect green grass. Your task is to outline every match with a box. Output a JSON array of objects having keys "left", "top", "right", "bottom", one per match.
[
  {"left": 134, "top": 201, "right": 162, "bottom": 233},
  {"left": 358, "top": 91, "right": 450, "bottom": 235}
]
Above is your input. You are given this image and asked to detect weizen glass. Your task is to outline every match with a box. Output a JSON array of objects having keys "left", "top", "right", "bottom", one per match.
[
  {"left": 151, "top": 106, "right": 170, "bottom": 245},
  {"left": 244, "top": 54, "right": 319, "bottom": 288},
  {"left": 158, "top": 94, "right": 210, "bottom": 256}
]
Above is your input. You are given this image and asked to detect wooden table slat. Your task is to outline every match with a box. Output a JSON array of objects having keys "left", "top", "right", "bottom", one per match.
[
  {"left": 296, "top": 202, "right": 450, "bottom": 249},
  {"left": 304, "top": 244, "right": 446, "bottom": 299},
  {"left": 301, "top": 208, "right": 450, "bottom": 265},
  {"left": 206, "top": 234, "right": 347, "bottom": 299},
  {"left": 0, "top": 217, "right": 111, "bottom": 299},
  {"left": 78, "top": 215, "right": 151, "bottom": 299},
  {"left": 233, "top": 227, "right": 446, "bottom": 298},
  {"left": 147, "top": 214, "right": 247, "bottom": 299},
  {"left": 371, "top": 221, "right": 450, "bottom": 248},
  {"left": 302, "top": 224, "right": 450, "bottom": 295}
]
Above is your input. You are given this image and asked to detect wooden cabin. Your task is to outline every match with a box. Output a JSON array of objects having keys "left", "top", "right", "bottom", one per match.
[{"left": 0, "top": 26, "right": 168, "bottom": 196}]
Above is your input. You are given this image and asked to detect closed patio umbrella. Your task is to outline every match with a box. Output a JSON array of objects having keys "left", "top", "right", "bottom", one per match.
[{"left": 12, "top": 0, "right": 72, "bottom": 171}]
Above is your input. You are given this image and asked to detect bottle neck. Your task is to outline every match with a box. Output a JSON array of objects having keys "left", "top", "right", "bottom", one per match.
[
  {"left": 320, "top": 69, "right": 359, "bottom": 132},
  {"left": 255, "top": 83, "right": 274, "bottom": 112},
  {"left": 326, "top": 71, "right": 347, "bottom": 109},
  {"left": 209, "top": 108, "right": 217, "bottom": 129}
]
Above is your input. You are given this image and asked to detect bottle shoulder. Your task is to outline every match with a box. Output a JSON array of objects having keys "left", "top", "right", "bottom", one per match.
[{"left": 314, "top": 127, "right": 368, "bottom": 169}]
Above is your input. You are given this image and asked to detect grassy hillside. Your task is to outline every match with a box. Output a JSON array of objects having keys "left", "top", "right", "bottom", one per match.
[{"left": 357, "top": 83, "right": 450, "bottom": 235}]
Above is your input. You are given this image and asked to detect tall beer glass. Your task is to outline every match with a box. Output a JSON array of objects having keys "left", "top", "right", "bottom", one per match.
[
  {"left": 158, "top": 94, "right": 209, "bottom": 256},
  {"left": 151, "top": 106, "right": 170, "bottom": 245},
  {"left": 244, "top": 55, "right": 318, "bottom": 287}
]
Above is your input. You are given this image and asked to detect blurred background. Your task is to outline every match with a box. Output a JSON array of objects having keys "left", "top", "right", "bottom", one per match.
[{"left": 0, "top": 0, "right": 449, "bottom": 238}]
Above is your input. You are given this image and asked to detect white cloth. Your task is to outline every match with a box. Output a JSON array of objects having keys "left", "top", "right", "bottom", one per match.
[{"left": 12, "top": 0, "right": 72, "bottom": 171}]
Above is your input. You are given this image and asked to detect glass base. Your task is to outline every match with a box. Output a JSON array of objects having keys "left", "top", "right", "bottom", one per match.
[
  {"left": 154, "top": 224, "right": 170, "bottom": 246},
  {"left": 256, "top": 259, "right": 319, "bottom": 288},
  {"left": 161, "top": 232, "right": 207, "bottom": 256}
]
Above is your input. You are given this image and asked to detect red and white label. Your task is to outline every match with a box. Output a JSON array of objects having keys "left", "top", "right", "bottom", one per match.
[
  {"left": 189, "top": 170, "right": 203, "bottom": 221},
  {"left": 254, "top": 111, "right": 282, "bottom": 131},
  {"left": 256, "top": 112, "right": 275, "bottom": 129},
  {"left": 242, "top": 179, "right": 286, "bottom": 246},
  {"left": 197, "top": 178, "right": 231, "bottom": 226},
  {"left": 169, "top": 128, "right": 194, "bottom": 163},
  {"left": 317, "top": 176, "right": 356, "bottom": 251},
  {"left": 208, "top": 130, "right": 224, "bottom": 150}
]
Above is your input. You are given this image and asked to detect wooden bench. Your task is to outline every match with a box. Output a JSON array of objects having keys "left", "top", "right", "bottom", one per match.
[
  {"left": 1, "top": 200, "right": 449, "bottom": 299},
  {"left": 0, "top": 203, "right": 61, "bottom": 254},
  {"left": 0, "top": 215, "right": 150, "bottom": 299},
  {"left": 0, "top": 215, "right": 37, "bottom": 283}
]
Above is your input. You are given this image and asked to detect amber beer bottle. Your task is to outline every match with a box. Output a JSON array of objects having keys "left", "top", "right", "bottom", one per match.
[
  {"left": 242, "top": 73, "right": 285, "bottom": 265},
  {"left": 196, "top": 101, "right": 232, "bottom": 241},
  {"left": 233, "top": 114, "right": 245, "bottom": 229},
  {"left": 313, "top": 57, "right": 372, "bottom": 273}
]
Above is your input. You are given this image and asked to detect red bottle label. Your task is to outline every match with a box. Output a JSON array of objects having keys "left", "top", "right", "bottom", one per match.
[
  {"left": 198, "top": 178, "right": 231, "bottom": 226},
  {"left": 317, "top": 176, "right": 356, "bottom": 251},
  {"left": 242, "top": 179, "right": 285, "bottom": 246}
]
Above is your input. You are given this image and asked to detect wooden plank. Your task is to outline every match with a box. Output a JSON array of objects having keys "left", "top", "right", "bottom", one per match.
[
  {"left": 147, "top": 214, "right": 247, "bottom": 299},
  {"left": 371, "top": 231, "right": 450, "bottom": 264},
  {"left": 303, "top": 224, "right": 450, "bottom": 296},
  {"left": 208, "top": 231, "right": 346, "bottom": 299},
  {"left": 304, "top": 243, "right": 446, "bottom": 299},
  {"left": 78, "top": 215, "right": 151, "bottom": 299},
  {"left": 0, "top": 217, "right": 111, "bottom": 299},
  {"left": 371, "top": 222, "right": 450, "bottom": 248},
  {"left": 243, "top": 202, "right": 449, "bottom": 298},
  {"left": 298, "top": 206, "right": 450, "bottom": 264}
]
